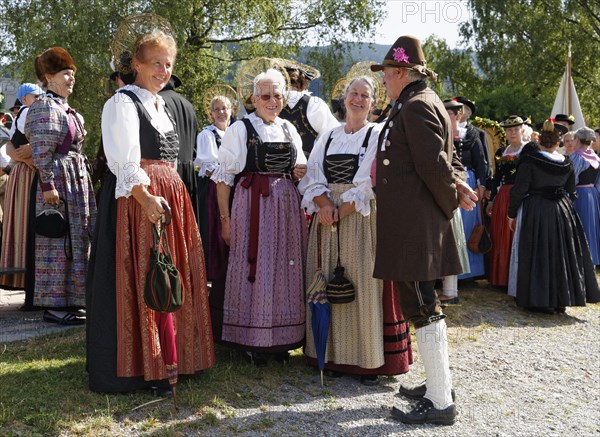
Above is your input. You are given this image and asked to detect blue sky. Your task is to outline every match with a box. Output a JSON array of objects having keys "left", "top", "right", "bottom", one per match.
[{"left": 373, "top": 0, "right": 470, "bottom": 47}]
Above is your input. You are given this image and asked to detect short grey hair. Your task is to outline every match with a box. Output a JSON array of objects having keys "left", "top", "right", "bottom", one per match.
[
  {"left": 522, "top": 125, "right": 533, "bottom": 142},
  {"left": 253, "top": 68, "right": 286, "bottom": 96},
  {"left": 344, "top": 76, "right": 376, "bottom": 102},
  {"left": 575, "top": 126, "right": 596, "bottom": 144},
  {"left": 403, "top": 67, "right": 427, "bottom": 81},
  {"left": 211, "top": 95, "right": 232, "bottom": 111}
]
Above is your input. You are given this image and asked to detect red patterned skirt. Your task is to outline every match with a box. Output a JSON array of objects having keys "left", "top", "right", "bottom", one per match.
[
  {"left": 115, "top": 160, "right": 215, "bottom": 380},
  {"left": 488, "top": 184, "right": 514, "bottom": 286}
]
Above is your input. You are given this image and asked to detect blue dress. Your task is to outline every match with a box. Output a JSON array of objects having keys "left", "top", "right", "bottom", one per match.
[{"left": 570, "top": 151, "right": 600, "bottom": 265}]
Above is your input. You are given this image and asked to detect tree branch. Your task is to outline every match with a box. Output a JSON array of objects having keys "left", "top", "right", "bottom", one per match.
[{"left": 192, "top": 20, "right": 323, "bottom": 45}]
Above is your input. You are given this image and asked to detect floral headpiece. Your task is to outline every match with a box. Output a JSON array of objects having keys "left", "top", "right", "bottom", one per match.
[
  {"left": 392, "top": 47, "right": 410, "bottom": 64},
  {"left": 542, "top": 118, "right": 556, "bottom": 132}
]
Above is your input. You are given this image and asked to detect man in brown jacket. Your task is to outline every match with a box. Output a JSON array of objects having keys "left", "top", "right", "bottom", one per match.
[{"left": 371, "top": 35, "right": 477, "bottom": 425}]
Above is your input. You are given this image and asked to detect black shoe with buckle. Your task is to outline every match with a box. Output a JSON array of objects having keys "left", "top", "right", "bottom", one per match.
[
  {"left": 324, "top": 369, "right": 345, "bottom": 378},
  {"left": 391, "top": 398, "right": 456, "bottom": 425},
  {"left": 399, "top": 382, "right": 456, "bottom": 402}
]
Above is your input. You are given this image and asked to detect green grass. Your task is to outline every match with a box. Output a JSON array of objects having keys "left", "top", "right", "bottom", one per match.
[{"left": 0, "top": 329, "right": 314, "bottom": 436}]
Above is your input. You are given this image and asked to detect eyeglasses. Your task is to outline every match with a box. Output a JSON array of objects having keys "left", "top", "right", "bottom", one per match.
[{"left": 259, "top": 94, "right": 283, "bottom": 101}]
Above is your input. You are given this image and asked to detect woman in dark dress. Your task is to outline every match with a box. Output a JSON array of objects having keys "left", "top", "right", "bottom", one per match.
[
  {"left": 507, "top": 119, "right": 600, "bottom": 313},
  {"left": 195, "top": 92, "right": 233, "bottom": 280},
  {"left": 487, "top": 115, "right": 527, "bottom": 287},
  {"left": 86, "top": 30, "right": 215, "bottom": 393}
]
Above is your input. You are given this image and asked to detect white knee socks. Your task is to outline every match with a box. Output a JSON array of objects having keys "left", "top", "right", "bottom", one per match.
[
  {"left": 442, "top": 275, "right": 458, "bottom": 297},
  {"left": 416, "top": 319, "right": 453, "bottom": 409}
]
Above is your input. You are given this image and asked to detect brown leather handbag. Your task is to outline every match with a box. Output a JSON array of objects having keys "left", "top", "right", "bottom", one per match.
[
  {"left": 467, "top": 208, "right": 492, "bottom": 254},
  {"left": 143, "top": 203, "right": 183, "bottom": 313}
]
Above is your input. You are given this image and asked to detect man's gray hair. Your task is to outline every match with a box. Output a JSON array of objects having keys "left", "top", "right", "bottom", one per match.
[{"left": 403, "top": 68, "right": 427, "bottom": 81}]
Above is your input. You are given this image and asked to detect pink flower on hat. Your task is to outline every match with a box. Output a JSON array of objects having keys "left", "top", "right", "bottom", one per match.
[{"left": 393, "top": 47, "right": 410, "bottom": 63}]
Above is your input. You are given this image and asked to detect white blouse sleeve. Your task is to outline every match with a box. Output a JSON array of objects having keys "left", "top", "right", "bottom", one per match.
[
  {"left": 306, "top": 96, "right": 340, "bottom": 140},
  {"left": 211, "top": 119, "right": 248, "bottom": 186},
  {"left": 101, "top": 93, "right": 150, "bottom": 199},
  {"left": 15, "top": 107, "right": 29, "bottom": 135},
  {"left": 297, "top": 131, "right": 331, "bottom": 214},
  {"left": 339, "top": 123, "right": 382, "bottom": 216},
  {"left": 194, "top": 127, "right": 220, "bottom": 177}
]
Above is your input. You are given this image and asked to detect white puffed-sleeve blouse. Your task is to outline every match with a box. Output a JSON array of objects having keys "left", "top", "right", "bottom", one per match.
[
  {"left": 211, "top": 112, "right": 306, "bottom": 187},
  {"left": 101, "top": 84, "right": 175, "bottom": 199},
  {"left": 286, "top": 90, "right": 340, "bottom": 140},
  {"left": 194, "top": 125, "right": 224, "bottom": 177},
  {"left": 298, "top": 122, "right": 382, "bottom": 216}
]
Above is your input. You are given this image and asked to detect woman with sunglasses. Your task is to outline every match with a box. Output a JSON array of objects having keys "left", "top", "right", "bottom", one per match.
[{"left": 212, "top": 68, "right": 307, "bottom": 366}]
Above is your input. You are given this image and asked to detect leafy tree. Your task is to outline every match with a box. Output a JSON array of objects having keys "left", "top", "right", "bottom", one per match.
[
  {"left": 421, "top": 36, "right": 482, "bottom": 101},
  {"left": 0, "top": 0, "right": 385, "bottom": 155},
  {"left": 460, "top": 0, "right": 600, "bottom": 126}
]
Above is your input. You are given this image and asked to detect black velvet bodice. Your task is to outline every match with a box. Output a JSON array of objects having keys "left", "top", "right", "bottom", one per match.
[
  {"left": 119, "top": 90, "right": 179, "bottom": 162},
  {"left": 241, "top": 118, "right": 295, "bottom": 173},
  {"left": 279, "top": 94, "right": 317, "bottom": 155},
  {"left": 578, "top": 165, "right": 599, "bottom": 185},
  {"left": 323, "top": 127, "right": 373, "bottom": 184}
]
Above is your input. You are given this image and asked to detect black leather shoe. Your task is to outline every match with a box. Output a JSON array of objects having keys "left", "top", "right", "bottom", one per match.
[
  {"left": 525, "top": 307, "right": 555, "bottom": 314},
  {"left": 360, "top": 375, "right": 380, "bottom": 386},
  {"left": 391, "top": 398, "right": 456, "bottom": 425},
  {"left": 43, "top": 310, "right": 85, "bottom": 326},
  {"left": 399, "top": 382, "right": 456, "bottom": 402},
  {"left": 272, "top": 351, "right": 290, "bottom": 364},
  {"left": 240, "top": 351, "right": 267, "bottom": 367},
  {"left": 150, "top": 386, "right": 173, "bottom": 398},
  {"left": 324, "top": 369, "right": 345, "bottom": 378}
]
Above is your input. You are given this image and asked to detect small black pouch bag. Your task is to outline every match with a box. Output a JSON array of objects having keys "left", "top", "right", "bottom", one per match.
[
  {"left": 326, "top": 222, "right": 355, "bottom": 304},
  {"left": 144, "top": 205, "right": 183, "bottom": 313}
]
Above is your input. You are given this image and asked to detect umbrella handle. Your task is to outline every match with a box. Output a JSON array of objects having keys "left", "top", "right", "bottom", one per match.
[{"left": 172, "top": 386, "right": 178, "bottom": 410}]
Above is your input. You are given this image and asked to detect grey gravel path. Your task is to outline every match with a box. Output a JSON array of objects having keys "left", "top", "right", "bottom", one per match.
[{"left": 3, "top": 283, "right": 599, "bottom": 436}]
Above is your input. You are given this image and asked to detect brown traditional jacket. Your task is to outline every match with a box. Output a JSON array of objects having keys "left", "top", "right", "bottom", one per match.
[{"left": 374, "top": 80, "right": 466, "bottom": 281}]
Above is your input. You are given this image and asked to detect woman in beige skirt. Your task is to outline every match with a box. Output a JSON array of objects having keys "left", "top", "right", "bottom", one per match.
[{"left": 298, "top": 76, "right": 412, "bottom": 385}]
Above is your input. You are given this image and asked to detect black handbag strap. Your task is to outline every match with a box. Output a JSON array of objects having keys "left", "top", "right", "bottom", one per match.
[
  {"left": 152, "top": 221, "right": 173, "bottom": 259},
  {"left": 54, "top": 196, "right": 72, "bottom": 261},
  {"left": 475, "top": 203, "right": 481, "bottom": 226},
  {"left": 316, "top": 223, "right": 322, "bottom": 270},
  {"left": 335, "top": 221, "right": 342, "bottom": 268}
]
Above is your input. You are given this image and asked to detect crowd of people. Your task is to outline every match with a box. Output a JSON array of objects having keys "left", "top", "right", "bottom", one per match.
[{"left": 0, "top": 24, "right": 599, "bottom": 426}]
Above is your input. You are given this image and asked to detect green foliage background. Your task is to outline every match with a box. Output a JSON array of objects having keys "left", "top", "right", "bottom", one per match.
[
  {"left": 2, "top": 0, "right": 600, "bottom": 156},
  {"left": 409, "top": 1, "right": 600, "bottom": 129},
  {"left": 0, "top": 0, "right": 386, "bottom": 157}
]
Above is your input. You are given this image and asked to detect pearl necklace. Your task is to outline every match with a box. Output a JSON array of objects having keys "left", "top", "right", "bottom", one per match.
[{"left": 346, "top": 123, "right": 367, "bottom": 135}]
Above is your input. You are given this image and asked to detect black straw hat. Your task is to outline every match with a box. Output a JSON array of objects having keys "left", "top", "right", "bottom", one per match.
[
  {"left": 443, "top": 98, "right": 463, "bottom": 111},
  {"left": 454, "top": 96, "right": 475, "bottom": 115},
  {"left": 500, "top": 115, "right": 525, "bottom": 128},
  {"left": 554, "top": 114, "right": 575, "bottom": 125}
]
